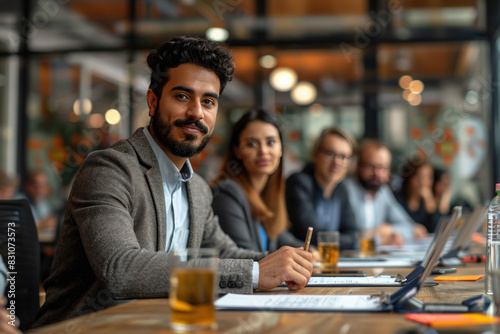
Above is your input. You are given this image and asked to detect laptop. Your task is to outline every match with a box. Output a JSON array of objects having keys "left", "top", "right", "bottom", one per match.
[
  {"left": 292, "top": 207, "right": 462, "bottom": 287},
  {"left": 215, "top": 207, "right": 489, "bottom": 313},
  {"left": 339, "top": 205, "right": 486, "bottom": 268},
  {"left": 439, "top": 204, "right": 487, "bottom": 267}
]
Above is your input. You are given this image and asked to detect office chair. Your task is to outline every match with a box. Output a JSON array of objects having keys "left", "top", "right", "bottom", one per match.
[{"left": 0, "top": 199, "right": 40, "bottom": 331}]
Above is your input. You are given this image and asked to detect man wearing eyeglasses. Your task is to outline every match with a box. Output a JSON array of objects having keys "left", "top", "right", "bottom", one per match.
[
  {"left": 343, "top": 139, "right": 416, "bottom": 246},
  {"left": 286, "top": 128, "right": 358, "bottom": 249}
]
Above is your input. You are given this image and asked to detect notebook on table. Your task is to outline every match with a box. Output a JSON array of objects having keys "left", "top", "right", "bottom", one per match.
[{"left": 216, "top": 207, "right": 490, "bottom": 313}]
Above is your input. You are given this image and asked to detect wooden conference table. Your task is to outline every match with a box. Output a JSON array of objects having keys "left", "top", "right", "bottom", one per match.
[{"left": 29, "top": 263, "right": 494, "bottom": 334}]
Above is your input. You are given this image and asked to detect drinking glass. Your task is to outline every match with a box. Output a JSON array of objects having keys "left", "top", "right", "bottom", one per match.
[
  {"left": 357, "top": 230, "right": 376, "bottom": 256},
  {"left": 170, "top": 248, "right": 219, "bottom": 331},
  {"left": 317, "top": 231, "right": 340, "bottom": 269}
]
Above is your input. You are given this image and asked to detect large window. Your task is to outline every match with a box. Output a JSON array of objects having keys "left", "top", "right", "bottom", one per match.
[
  {"left": 379, "top": 41, "right": 491, "bottom": 208},
  {"left": 22, "top": 52, "right": 150, "bottom": 205}
]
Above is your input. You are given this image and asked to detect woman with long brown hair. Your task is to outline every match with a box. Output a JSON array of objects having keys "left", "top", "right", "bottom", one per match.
[
  {"left": 211, "top": 109, "right": 308, "bottom": 253},
  {"left": 396, "top": 158, "right": 443, "bottom": 233}
]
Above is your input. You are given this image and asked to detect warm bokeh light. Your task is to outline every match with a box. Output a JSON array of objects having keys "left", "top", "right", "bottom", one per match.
[
  {"left": 269, "top": 67, "right": 298, "bottom": 92},
  {"left": 259, "top": 55, "right": 277, "bottom": 69},
  {"left": 409, "top": 94, "right": 422, "bottom": 106},
  {"left": 398, "top": 75, "right": 413, "bottom": 89},
  {"left": 88, "top": 113, "right": 105, "bottom": 128},
  {"left": 406, "top": 92, "right": 417, "bottom": 102},
  {"left": 73, "top": 98, "right": 92, "bottom": 116},
  {"left": 291, "top": 81, "right": 317, "bottom": 105},
  {"left": 409, "top": 80, "right": 424, "bottom": 94},
  {"left": 402, "top": 89, "right": 412, "bottom": 101},
  {"left": 206, "top": 27, "right": 228, "bottom": 42},
  {"left": 105, "top": 109, "right": 121, "bottom": 125}
]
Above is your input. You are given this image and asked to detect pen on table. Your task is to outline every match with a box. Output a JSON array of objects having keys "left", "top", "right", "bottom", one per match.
[{"left": 304, "top": 227, "right": 313, "bottom": 252}]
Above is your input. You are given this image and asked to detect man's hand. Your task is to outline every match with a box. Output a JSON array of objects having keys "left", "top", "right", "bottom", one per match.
[
  {"left": 0, "top": 297, "right": 22, "bottom": 334},
  {"left": 375, "top": 223, "right": 404, "bottom": 246},
  {"left": 257, "top": 246, "right": 313, "bottom": 291}
]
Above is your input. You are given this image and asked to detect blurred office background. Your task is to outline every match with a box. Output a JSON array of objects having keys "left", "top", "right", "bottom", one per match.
[{"left": 0, "top": 0, "right": 499, "bottom": 211}]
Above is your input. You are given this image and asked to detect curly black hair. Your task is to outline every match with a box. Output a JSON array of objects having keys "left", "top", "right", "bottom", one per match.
[{"left": 147, "top": 36, "right": 235, "bottom": 100}]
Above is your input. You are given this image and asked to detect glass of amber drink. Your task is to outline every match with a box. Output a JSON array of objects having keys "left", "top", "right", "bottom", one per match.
[
  {"left": 317, "top": 231, "right": 340, "bottom": 269},
  {"left": 170, "top": 248, "right": 219, "bottom": 331},
  {"left": 357, "top": 230, "right": 376, "bottom": 256}
]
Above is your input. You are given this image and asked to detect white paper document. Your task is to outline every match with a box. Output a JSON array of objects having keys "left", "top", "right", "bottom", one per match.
[
  {"left": 337, "top": 259, "right": 417, "bottom": 268},
  {"left": 306, "top": 276, "right": 396, "bottom": 285},
  {"left": 215, "top": 293, "right": 384, "bottom": 312},
  {"left": 278, "top": 275, "right": 398, "bottom": 287}
]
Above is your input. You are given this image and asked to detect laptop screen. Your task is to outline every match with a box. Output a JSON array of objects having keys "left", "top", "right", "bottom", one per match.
[
  {"left": 450, "top": 204, "right": 487, "bottom": 252},
  {"left": 418, "top": 206, "right": 462, "bottom": 288},
  {"left": 390, "top": 207, "right": 462, "bottom": 308}
]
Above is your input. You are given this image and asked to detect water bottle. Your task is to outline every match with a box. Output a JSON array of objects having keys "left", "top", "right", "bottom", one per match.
[{"left": 486, "top": 183, "right": 500, "bottom": 295}]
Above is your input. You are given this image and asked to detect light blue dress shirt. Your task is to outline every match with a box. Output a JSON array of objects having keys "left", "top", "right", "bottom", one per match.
[
  {"left": 143, "top": 127, "right": 192, "bottom": 252},
  {"left": 143, "top": 127, "right": 260, "bottom": 288},
  {"left": 343, "top": 177, "right": 414, "bottom": 242},
  {"left": 314, "top": 183, "right": 341, "bottom": 232}
]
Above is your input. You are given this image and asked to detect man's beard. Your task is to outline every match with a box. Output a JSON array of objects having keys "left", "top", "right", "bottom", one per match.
[
  {"left": 151, "top": 111, "right": 212, "bottom": 158},
  {"left": 358, "top": 176, "right": 382, "bottom": 192}
]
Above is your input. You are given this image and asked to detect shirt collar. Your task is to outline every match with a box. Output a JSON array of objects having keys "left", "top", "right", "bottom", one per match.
[{"left": 142, "top": 126, "right": 193, "bottom": 184}]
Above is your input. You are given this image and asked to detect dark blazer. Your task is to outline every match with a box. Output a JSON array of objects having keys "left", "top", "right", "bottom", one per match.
[
  {"left": 286, "top": 164, "right": 357, "bottom": 249},
  {"left": 33, "top": 129, "right": 265, "bottom": 328},
  {"left": 212, "top": 179, "right": 303, "bottom": 253},
  {"left": 395, "top": 194, "right": 443, "bottom": 233}
]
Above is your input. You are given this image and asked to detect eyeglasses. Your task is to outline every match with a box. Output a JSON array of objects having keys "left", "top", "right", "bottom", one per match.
[
  {"left": 320, "top": 150, "right": 351, "bottom": 165},
  {"left": 360, "top": 163, "right": 390, "bottom": 172}
]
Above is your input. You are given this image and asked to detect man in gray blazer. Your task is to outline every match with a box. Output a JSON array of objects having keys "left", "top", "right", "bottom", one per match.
[{"left": 33, "top": 36, "right": 312, "bottom": 328}]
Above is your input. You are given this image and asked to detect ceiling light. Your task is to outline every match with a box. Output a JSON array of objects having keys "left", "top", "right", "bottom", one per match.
[
  {"left": 105, "top": 109, "right": 121, "bottom": 125},
  {"left": 409, "top": 80, "right": 424, "bottom": 94},
  {"left": 206, "top": 27, "right": 228, "bottom": 42},
  {"left": 398, "top": 75, "right": 413, "bottom": 90},
  {"left": 269, "top": 67, "right": 298, "bottom": 92},
  {"left": 259, "top": 55, "right": 277, "bottom": 69},
  {"left": 73, "top": 98, "right": 92, "bottom": 116},
  {"left": 402, "top": 89, "right": 412, "bottom": 101},
  {"left": 408, "top": 94, "right": 422, "bottom": 106},
  {"left": 291, "top": 81, "right": 317, "bottom": 105}
]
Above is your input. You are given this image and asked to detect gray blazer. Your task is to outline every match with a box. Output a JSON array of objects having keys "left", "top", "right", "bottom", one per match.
[{"left": 33, "top": 129, "right": 265, "bottom": 328}]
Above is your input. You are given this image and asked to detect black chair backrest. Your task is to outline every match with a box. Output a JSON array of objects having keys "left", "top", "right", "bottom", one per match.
[{"left": 0, "top": 199, "right": 40, "bottom": 331}]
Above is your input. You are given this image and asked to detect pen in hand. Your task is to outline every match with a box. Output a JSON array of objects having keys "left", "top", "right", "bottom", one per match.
[{"left": 304, "top": 227, "right": 313, "bottom": 252}]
